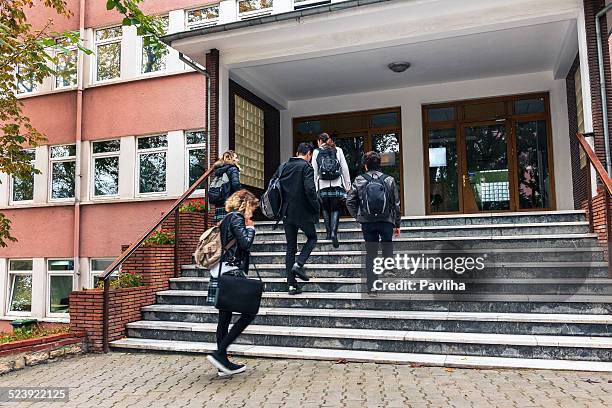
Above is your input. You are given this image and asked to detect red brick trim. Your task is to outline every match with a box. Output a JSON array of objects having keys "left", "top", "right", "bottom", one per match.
[
  {"left": 176, "top": 212, "right": 206, "bottom": 266},
  {"left": 0, "top": 331, "right": 86, "bottom": 356}
]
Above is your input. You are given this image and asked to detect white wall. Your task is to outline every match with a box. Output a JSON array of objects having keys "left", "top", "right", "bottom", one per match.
[{"left": 283, "top": 71, "right": 573, "bottom": 215}]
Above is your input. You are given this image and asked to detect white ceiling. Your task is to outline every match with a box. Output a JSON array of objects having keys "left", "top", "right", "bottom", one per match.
[{"left": 231, "top": 20, "right": 577, "bottom": 101}]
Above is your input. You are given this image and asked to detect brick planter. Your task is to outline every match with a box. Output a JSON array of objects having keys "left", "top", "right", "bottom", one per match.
[
  {"left": 582, "top": 190, "right": 612, "bottom": 261},
  {"left": 69, "top": 286, "right": 154, "bottom": 353},
  {"left": 177, "top": 211, "right": 207, "bottom": 266},
  {"left": 0, "top": 331, "right": 87, "bottom": 375},
  {"left": 121, "top": 244, "right": 175, "bottom": 292}
]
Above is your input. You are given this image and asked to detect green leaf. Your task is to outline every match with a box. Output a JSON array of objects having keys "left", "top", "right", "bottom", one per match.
[
  {"left": 106, "top": 0, "right": 115, "bottom": 11},
  {"left": 122, "top": 17, "right": 131, "bottom": 26}
]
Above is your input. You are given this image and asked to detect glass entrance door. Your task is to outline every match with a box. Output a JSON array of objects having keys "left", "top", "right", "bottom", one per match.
[{"left": 461, "top": 122, "right": 511, "bottom": 212}]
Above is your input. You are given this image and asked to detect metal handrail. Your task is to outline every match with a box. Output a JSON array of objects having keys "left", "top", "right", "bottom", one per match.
[
  {"left": 576, "top": 132, "right": 612, "bottom": 278},
  {"left": 99, "top": 166, "right": 215, "bottom": 352}
]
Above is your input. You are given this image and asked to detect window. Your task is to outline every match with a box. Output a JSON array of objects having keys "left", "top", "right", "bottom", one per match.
[
  {"left": 90, "top": 258, "right": 117, "bottom": 288},
  {"left": 54, "top": 39, "right": 78, "bottom": 89},
  {"left": 15, "top": 64, "right": 37, "bottom": 94},
  {"left": 10, "top": 149, "right": 36, "bottom": 203},
  {"left": 137, "top": 135, "right": 167, "bottom": 194},
  {"left": 7, "top": 260, "right": 33, "bottom": 315},
  {"left": 95, "top": 26, "right": 122, "bottom": 82},
  {"left": 92, "top": 140, "right": 120, "bottom": 197},
  {"left": 234, "top": 95, "right": 264, "bottom": 189},
  {"left": 185, "top": 130, "right": 207, "bottom": 190},
  {"left": 141, "top": 17, "right": 169, "bottom": 74},
  {"left": 238, "top": 0, "right": 273, "bottom": 18},
  {"left": 47, "top": 259, "right": 74, "bottom": 315},
  {"left": 186, "top": 5, "right": 220, "bottom": 29},
  {"left": 50, "top": 144, "right": 76, "bottom": 200}
]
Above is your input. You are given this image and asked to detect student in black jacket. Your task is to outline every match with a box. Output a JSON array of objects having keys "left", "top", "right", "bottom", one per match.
[
  {"left": 207, "top": 190, "right": 259, "bottom": 376},
  {"left": 274, "top": 142, "right": 320, "bottom": 295},
  {"left": 211, "top": 150, "right": 242, "bottom": 223}
]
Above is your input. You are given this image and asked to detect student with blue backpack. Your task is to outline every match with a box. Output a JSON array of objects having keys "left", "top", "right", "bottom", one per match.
[
  {"left": 346, "top": 151, "right": 401, "bottom": 293},
  {"left": 208, "top": 151, "right": 242, "bottom": 223}
]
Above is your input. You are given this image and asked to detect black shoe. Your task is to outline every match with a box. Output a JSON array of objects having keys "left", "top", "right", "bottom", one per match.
[
  {"left": 288, "top": 285, "right": 303, "bottom": 295},
  {"left": 207, "top": 352, "right": 246, "bottom": 375},
  {"left": 291, "top": 263, "right": 310, "bottom": 281},
  {"left": 217, "top": 361, "right": 246, "bottom": 377}
]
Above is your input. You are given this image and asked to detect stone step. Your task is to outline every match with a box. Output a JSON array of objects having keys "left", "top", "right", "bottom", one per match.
[
  {"left": 124, "top": 321, "right": 612, "bottom": 361},
  {"left": 110, "top": 338, "right": 612, "bottom": 372},
  {"left": 253, "top": 210, "right": 588, "bottom": 231},
  {"left": 155, "top": 290, "right": 612, "bottom": 314},
  {"left": 254, "top": 222, "right": 590, "bottom": 239},
  {"left": 251, "top": 234, "right": 601, "bottom": 251},
  {"left": 140, "top": 305, "right": 612, "bottom": 337},
  {"left": 167, "top": 277, "right": 612, "bottom": 295},
  {"left": 181, "top": 263, "right": 611, "bottom": 279}
]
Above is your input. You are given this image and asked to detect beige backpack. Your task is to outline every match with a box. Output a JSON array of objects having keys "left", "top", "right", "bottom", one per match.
[{"left": 194, "top": 224, "right": 236, "bottom": 268}]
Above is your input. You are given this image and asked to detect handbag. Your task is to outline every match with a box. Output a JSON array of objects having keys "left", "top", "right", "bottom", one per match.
[{"left": 214, "top": 238, "right": 263, "bottom": 315}]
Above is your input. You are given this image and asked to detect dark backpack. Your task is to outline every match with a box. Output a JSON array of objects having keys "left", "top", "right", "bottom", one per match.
[
  {"left": 359, "top": 173, "right": 390, "bottom": 219},
  {"left": 316, "top": 148, "right": 341, "bottom": 180},
  {"left": 260, "top": 163, "right": 287, "bottom": 221},
  {"left": 208, "top": 171, "right": 232, "bottom": 205}
]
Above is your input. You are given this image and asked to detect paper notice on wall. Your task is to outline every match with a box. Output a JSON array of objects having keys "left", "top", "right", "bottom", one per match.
[{"left": 429, "top": 147, "right": 447, "bottom": 168}]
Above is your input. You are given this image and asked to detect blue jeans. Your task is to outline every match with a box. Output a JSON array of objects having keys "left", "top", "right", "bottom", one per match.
[{"left": 362, "top": 222, "right": 394, "bottom": 288}]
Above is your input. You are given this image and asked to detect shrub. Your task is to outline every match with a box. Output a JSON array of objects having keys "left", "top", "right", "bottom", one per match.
[
  {"left": 97, "top": 272, "right": 143, "bottom": 289},
  {"left": 0, "top": 325, "right": 71, "bottom": 345},
  {"left": 144, "top": 229, "right": 175, "bottom": 245},
  {"left": 179, "top": 199, "right": 207, "bottom": 213}
]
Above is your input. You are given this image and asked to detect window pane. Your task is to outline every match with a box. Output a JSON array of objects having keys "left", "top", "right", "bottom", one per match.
[
  {"left": 427, "top": 107, "right": 455, "bottom": 122},
  {"left": 96, "top": 27, "right": 122, "bottom": 41},
  {"left": 188, "top": 148, "right": 206, "bottom": 187},
  {"left": 427, "top": 128, "right": 459, "bottom": 212},
  {"left": 93, "top": 139, "right": 120, "bottom": 154},
  {"left": 234, "top": 95, "right": 264, "bottom": 189},
  {"left": 48, "top": 259, "right": 74, "bottom": 271},
  {"left": 91, "top": 259, "right": 113, "bottom": 271},
  {"left": 55, "top": 49, "right": 77, "bottom": 88},
  {"left": 16, "top": 65, "right": 37, "bottom": 94},
  {"left": 12, "top": 173, "right": 34, "bottom": 201},
  {"left": 51, "top": 161, "right": 76, "bottom": 199},
  {"left": 372, "top": 132, "right": 401, "bottom": 188},
  {"left": 94, "top": 156, "right": 119, "bottom": 196},
  {"left": 139, "top": 152, "right": 167, "bottom": 193},
  {"left": 49, "top": 275, "right": 72, "bottom": 314},
  {"left": 9, "top": 259, "right": 33, "bottom": 271},
  {"left": 296, "top": 120, "right": 322, "bottom": 138},
  {"left": 138, "top": 135, "right": 168, "bottom": 150},
  {"left": 50, "top": 144, "right": 76, "bottom": 158},
  {"left": 187, "top": 6, "right": 220, "bottom": 27},
  {"left": 516, "top": 120, "right": 551, "bottom": 209},
  {"left": 9, "top": 274, "right": 32, "bottom": 313},
  {"left": 97, "top": 42, "right": 121, "bottom": 81},
  {"left": 186, "top": 130, "right": 207, "bottom": 145},
  {"left": 371, "top": 112, "right": 398, "bottom": 128},
  {"left": 514, "top": 98, "right": 545, "bottom": 115},
  {"left": 238, "top": 0, "right": 273, "bottom": 14},
  {"left": 141, "top": 35, "right": 168, "bottom": 73}
]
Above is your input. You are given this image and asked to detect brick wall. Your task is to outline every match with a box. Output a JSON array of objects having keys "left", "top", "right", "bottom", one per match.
[
  {"left": 69, "top": 286, "right": 154, "bottom": 353},
  {"left": 206, "top": 49, "right": 219, "bottom": 224},
  {"left": 176, "top": 212, "right": 207, "bottom": 266},
  {"left": 121, "top": 244, "right": 175, "bottom": 292}
]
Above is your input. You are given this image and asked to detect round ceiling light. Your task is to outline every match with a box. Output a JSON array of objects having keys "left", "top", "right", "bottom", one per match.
[{"left": 388, "top": 61, "right": 411, "bottom": 73}]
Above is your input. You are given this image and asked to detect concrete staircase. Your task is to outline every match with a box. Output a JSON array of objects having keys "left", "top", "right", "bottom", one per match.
[{"left": 111, "top": 210, "right": 612, "bottom": 371}]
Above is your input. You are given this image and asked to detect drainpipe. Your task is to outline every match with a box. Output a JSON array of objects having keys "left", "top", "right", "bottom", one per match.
[
  {"left": 178, "top": 53, "right": 212, "bottom": 170},
  {"left": 595, "top": 4, "right": 612, "bottom": 175},
  {"left": 73, "top": 0, "right": 86, "bottom": 284}
]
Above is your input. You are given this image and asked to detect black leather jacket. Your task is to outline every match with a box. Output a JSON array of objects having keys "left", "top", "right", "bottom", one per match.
[{"left": 219, "top": 211, "right": 256, "bottom": 272}]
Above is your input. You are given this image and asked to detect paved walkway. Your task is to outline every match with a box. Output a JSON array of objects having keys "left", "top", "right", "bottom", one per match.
[{"left": 0, "top": 352, "right": 610, "bottom": 407}]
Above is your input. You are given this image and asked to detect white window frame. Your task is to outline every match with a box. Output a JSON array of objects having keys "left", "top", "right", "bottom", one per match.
[
  {"left": 140, "top": 16, "right": 169, "bottom": 75},
  {"left": 46, "top": 259, "right": 74, "bottom": 317},
  {"left": 6, "top": 259, "right": 33, "bottom": 317},
  {"left": 293, "top": 0, "right": 330, "bottom": 9},
  {"left": 89, "top": 258, "right": 117, "bottom": 289},
  {"left": 185, "top": 130, "right": 207, "bottom": 193},
  {"left": 238, "top": 0, "right": 273, "bottom": 19},
  {"left": 49, "top": 144, "right": 77, "bottom": 202},
  {"left": 136, "top": 134, "right": 168, "bottom": 197},
  {"left": 185, "top": 5, "right": 220, "bottom": 29},
  {"left": 53, "top": 40, "right": 78, "bottom": 90},
  {"left": 93, "top": 26, "right": 123, "bottom": 83},
  {"left": 15, "top": 64, "right": 38, "bottom": 95},
  {"left": 91, "top": 139, "right": 121, "bottom": 199},
  {"left": 9, "top": 149, "right": 36, "bottom": 205}
]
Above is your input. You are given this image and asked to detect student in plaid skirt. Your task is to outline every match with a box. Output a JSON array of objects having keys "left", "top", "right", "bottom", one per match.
[{"left": 312, "top": 133, "right": 352, "bottom": 248}]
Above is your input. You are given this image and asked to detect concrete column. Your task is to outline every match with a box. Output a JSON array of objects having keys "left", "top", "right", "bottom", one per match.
[
  {"left": 577, "top": 9, "right": 594, "bottom": 133},
  {"left": 0, "top": 173, "right": 9, "bottom": 207},
  {"left": 273, "top": 0, "right": 293, "bottom": 14},
  {"left": 121, "top": 25, "right": 139, "bottom": 80},
  {"left": 80, "top": 141, "right": 90, "bottom": 202},
  {"left": 31, "top": 258, "right": 45, "bottom": 318},
  {"left": 0, "top": 258, "right": 6, "bottom": 317},
  {"left": 119, "top": 136, "right": 136, "bottom": 199},
  {"left": 167, "top": 130, "right": 186, "bottom": 197},
  {"left": 219, "top": 0, "right": 237, "bottom": 23},
  {"left": 33, "top": 145, "right": 48, "bottom": 204},
  {"left": 167, "top": 10, "right": 186, "bottom": 72}
]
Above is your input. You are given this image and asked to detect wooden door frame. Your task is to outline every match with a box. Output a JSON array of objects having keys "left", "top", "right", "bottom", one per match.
[{"left": 422, "top": 92, "right": 557, "bottom": 215}]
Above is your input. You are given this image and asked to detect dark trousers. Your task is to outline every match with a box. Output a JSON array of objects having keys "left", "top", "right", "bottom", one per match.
[
  {"left": 284, "top": 221, "right": 318, "bottom": 285},
  {"left": 216, "top": 310, "right": 256, "bottom": 355},
  {"left": 362, "top": 222, "right": 394, "bottom": 288}
]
